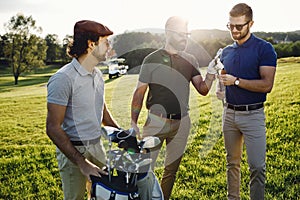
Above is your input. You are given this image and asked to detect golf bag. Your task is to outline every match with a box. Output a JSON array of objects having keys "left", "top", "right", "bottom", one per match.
[
  {"left": 90, "top": 126, "right": 163, "bottom": 200},
  {"left": 91, "top": 174, "right": 139, "bottom": 200}
]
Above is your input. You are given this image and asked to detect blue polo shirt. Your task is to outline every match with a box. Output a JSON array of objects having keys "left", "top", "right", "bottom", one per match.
[{"left": 220, "top": 34, "right": 277, "bottom": 105}]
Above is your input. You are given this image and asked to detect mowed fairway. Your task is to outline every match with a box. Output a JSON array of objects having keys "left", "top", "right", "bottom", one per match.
[{"left": 0, "top": 58, "right": 299, "bottom": 199}]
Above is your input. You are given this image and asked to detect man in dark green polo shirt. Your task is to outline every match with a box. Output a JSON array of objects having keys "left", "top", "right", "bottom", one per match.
[{"left": 131, "top": 16, "right": 219, "bottom": 200}]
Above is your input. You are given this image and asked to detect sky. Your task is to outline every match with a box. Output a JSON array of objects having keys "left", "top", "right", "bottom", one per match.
[{"left": 0, "top": 0, "right": 299, "bottom": 41}]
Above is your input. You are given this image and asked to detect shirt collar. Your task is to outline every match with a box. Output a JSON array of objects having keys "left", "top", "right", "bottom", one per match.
[
  {"left": 71, "top": 58, "right": 93, "bottom": 76},
  {"left": 161, "top": 48, "right": 183, "bottom": 58},
  {"left": 233, "top": 33, "right": 255, "bottom": 48}
]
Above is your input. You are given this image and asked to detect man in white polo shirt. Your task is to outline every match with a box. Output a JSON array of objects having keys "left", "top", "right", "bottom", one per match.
[
  {"left": 47, "top": 20, "right": 163, "bottom": 200},
  {"left": 46, "top": 20, "right": 120, "bottom": 199}
]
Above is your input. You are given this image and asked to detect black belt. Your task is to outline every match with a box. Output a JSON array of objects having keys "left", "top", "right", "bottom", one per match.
[
  {"left": 71, "top": 137, "right": 100, "bottom": 146},
  {"left": 149, "top": 110, "right": 184, "bottom": 120},
  {"left": 227, "top": 103, "right": 264, "bottom": 111}
]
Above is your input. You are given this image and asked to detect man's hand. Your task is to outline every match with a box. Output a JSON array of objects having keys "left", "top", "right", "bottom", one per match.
[
  {"left": 78, "top": 158, "right": 108, "bottom": 182},
  {"left": 207, "top": 58, "right": 224, "bottom": 74},
  {"left": 219, "top": 74, "right": 236, "bottom": 86}
]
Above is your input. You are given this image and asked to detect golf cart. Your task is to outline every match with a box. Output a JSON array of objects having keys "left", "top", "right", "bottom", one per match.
[{"left": 108, "top": 58, "right": 129, "bottom": 79}]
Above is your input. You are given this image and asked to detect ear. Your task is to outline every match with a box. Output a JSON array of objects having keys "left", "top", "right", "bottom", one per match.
[
  {"left": 249, "top": 20, "right": 254, "bottom": 28},
  {"left": 87, "top": 40, "right": 95, "bottom": 49}
]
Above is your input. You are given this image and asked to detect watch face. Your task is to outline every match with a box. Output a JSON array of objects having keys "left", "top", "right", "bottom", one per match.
[{"left": 235, "top": 80, "right": 240, "bottom": 85}]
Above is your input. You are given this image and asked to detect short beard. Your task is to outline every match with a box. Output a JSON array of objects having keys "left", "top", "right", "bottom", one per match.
[
  {"left": 91, "top": 47, "right": 106, "bottom": 62},
  {"left": 170, "top": 40, "right": 187, "bottom": 51},
  {"left": 232, "top": 26, "right": 250, "bottom": 41},
  {"left": 168, "top": 35, "right": 187, "bottom": 51}
]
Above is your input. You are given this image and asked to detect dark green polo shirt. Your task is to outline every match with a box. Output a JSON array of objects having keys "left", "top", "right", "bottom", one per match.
[{"left": 139, "top": 49, "right": 200, "bottom": 114}]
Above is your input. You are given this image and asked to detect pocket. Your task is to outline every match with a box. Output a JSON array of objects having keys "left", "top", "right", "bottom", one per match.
[{"left": 249, "top": 108, "right": 266, "bottom": 123}]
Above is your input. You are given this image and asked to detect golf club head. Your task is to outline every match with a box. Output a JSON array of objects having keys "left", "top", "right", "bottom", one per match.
[
  {"left": 124, "top": 152, "right": 135, "bottom": 163},
  {"left": 107, "top": 149, "right": 122, "bottom": 157},
  {"left": 126, "top": 158, "right": 152, "bottom": 173},
  {"left": 137, "top": 158, "right": 153, "bottom": 168},
  {"left": 127, "top": 163, "right": 138, "bottom": 172},
  {"left": 141, "top": 136, "right": 161, "bottom": 149}
]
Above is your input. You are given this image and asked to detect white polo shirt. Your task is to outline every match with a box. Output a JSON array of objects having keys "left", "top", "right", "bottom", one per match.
[{"left": 47, "top": 58, "right": 104, "bottom": 141}]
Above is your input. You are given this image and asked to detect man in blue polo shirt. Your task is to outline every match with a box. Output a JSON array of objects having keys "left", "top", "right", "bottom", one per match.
[{"left": 217, "top": 3, "right": 277, "bottom": 200}]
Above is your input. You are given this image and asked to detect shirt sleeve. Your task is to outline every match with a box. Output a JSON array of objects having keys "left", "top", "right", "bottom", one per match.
[
  {"left": 191, "top": 57, "right": 201, "bottom": 77},
  {"left": 259, "top": 42, "right": 277, "bottom": 67},
  {"left": 47, "top": 72, "right": 72, "bottom": 106},
  {"left": 180, "top": 51, "right": 201, "bottom": 77},
  {"left": 138, "top": 57, "right": 152, "bottom": 84}
]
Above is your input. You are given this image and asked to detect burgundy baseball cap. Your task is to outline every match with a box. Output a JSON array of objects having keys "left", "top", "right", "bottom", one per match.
[{"left": 74, "top": 20, "right": 113, "bottom": 36}]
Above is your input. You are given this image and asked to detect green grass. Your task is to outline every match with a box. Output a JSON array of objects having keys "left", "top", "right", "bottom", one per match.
[{"left": 0, "top": 59, "right": 299, "bottom": 199}]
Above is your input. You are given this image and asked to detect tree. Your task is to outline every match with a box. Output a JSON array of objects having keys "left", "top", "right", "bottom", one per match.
[
  {"left": 291, "top": 41, "right": 300, "bottom": 57},
  {"left": 45, "top": 34, "right": 60, "bottom": 64},
  {"left": 113, "top": 32, "right": 164, "bottom": 56},
  {"left": 0, "top": 35, "right": 7, "bottom": 58},
  {"left": 3, "top": 13, "right": 47, "bottom": 85},
  {"left": 60, "top": 34, "right": 72, "bottom": 64}
]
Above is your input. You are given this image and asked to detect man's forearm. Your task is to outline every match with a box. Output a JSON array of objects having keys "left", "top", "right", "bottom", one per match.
[
  {"left": 204, "top": 73, "right": 216, "bottom": 91},
  {"left": 131, "top": 101, "right": 142, "bottom": 125},
  {"left": 46, "top": 126, "right": 85, "bottom": 165},
  {"left": 131, "top": 84, "right": 147, "bottom": 125},
  {"left": 102, "top": 103, "right": 120, "bottom": 128},
  {"left": 196, "top": 73, "right": 215, "bottom": 96}
]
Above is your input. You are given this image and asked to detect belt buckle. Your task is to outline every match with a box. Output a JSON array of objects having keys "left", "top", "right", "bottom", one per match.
[
  {"left": 236, "top": 105, "right": 247, "bottom": 111},
  {"left": 169, "top": 113, "right": 175, "bottom": 119}
]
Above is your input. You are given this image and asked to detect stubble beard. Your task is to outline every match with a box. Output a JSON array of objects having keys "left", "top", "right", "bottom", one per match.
[
  {"left": 91, "top": 46, "right": 106, "bottom": 62},
  {"left": 169, "top": 36, "right": 187, "bottom": 52},
  {"left": 231, "top": 26, "right": 250, "bottom": 41}
]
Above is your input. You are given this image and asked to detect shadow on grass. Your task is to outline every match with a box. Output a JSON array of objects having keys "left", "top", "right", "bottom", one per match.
[
  {"left": 104, "top": 75, "right": 127, "bottom": 84},
  {"left": 0, "top": 65, "right": 61, "bottom": 92},
  {"left": 0, "top": 66, "right": 122, "bottom": 92},
  {"left": 0, "top": 75, "right": 52, "bottom": 92},
  {"left": 105, "top": 78, "right": 116, "bottom": 84},
  {"left": 18, "top": 75, "right": 52, "bottom": 86}
]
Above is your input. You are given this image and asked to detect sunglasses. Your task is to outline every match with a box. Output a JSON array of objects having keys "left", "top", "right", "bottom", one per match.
[
  {"left": 226, "top": 21, "right": 250, "bottom": 31},
  {"left": 166, "top": 29, "right": 191, "bottom": 38}
]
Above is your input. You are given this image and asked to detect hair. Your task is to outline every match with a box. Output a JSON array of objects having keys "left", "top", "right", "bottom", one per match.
[
  {"left": 67, "top": 32, "right": 100, "bottom": 58},
  {"left": 229, "top": 3, "right": 253, "bottom": 21}
]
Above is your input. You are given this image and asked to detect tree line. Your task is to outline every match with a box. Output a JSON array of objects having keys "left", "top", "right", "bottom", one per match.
[{"left": 1, "top": 14, "right": 299, "bottom": 84}]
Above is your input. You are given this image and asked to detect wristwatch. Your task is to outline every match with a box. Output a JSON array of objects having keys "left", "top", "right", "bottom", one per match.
[{"left": 234, "top": 77, "right": 240, "bottom": 86}]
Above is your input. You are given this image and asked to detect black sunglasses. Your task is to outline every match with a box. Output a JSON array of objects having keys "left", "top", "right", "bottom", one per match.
[
  {"left": 226, "top": 21, "right": 250, "bottom": 31},
  {"left": 166, "top": 29, "right": 191, "bottom": 38}
]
